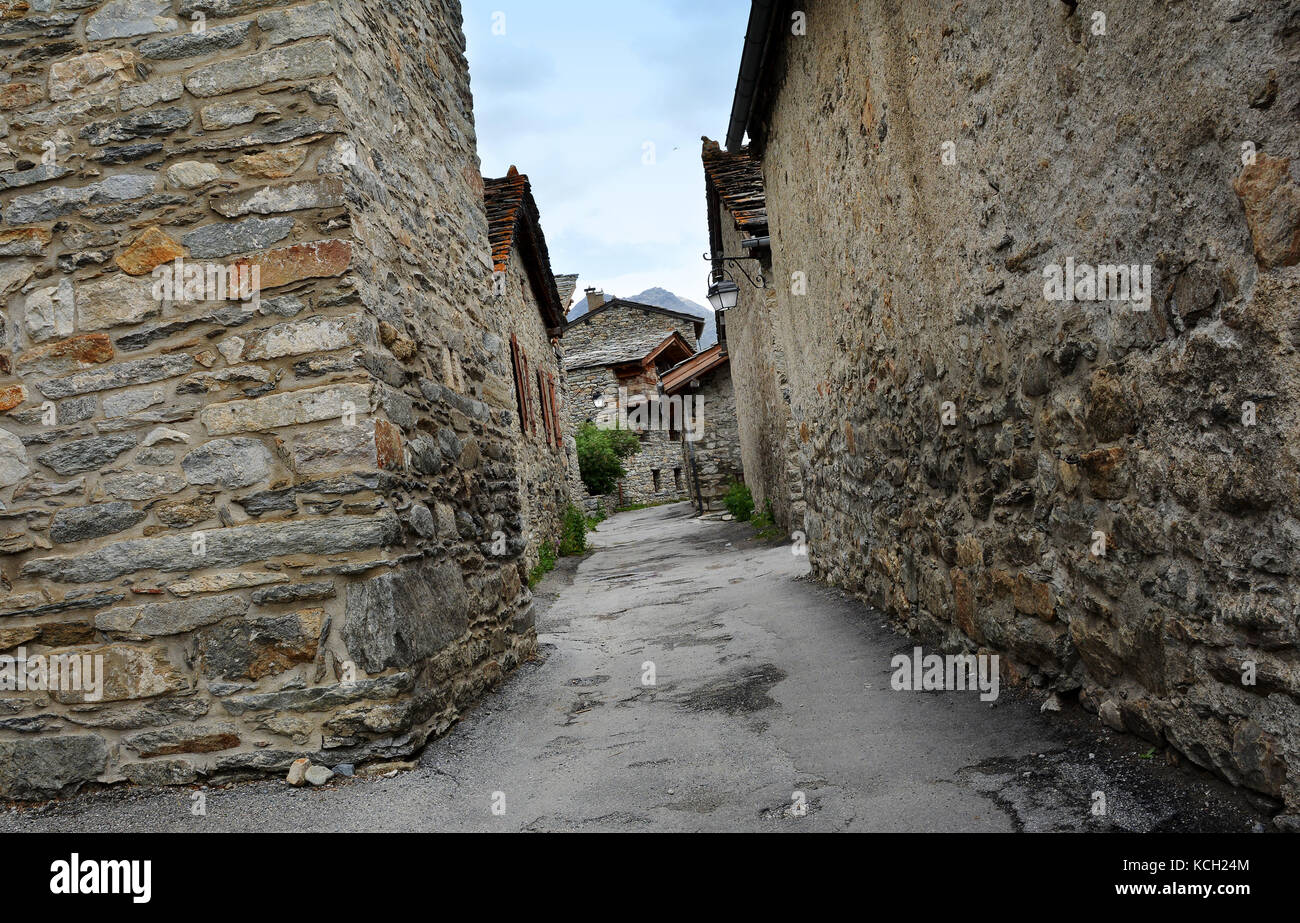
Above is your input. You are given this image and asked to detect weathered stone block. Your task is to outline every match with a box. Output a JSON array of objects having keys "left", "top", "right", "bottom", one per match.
[
  {"left": 183, "top": 40, "right": 336, "bottom": 98},
  {"left": 50, "top": 501, "right": 145, "bottom": 544},
  {"left": 48, "top": 50, "right": 138, "bottom": 102},
  {"left": 342, "top": 559, "right": 471, "bottom": 673},
  {"left": 198, "top": 609, "right": 325, "bottom": 680},
  {"left": 182, "top": 216, "right": 293, "bottom": 258},
  {"left": 138, "top": 21, "right": 252, "bottom": 60},
  {"left": 116, "top": 227, "right": 186, "bottom": 276},
  {"left": 22, "top": 514, "right": 402, "bottom": 583},
  {"left": 37, "top": 354, "right": 193, "bottom": 399},
  {"left": 2, "top": 174, "right": 156, "bottom": 225},
  {"left": 181, "top": 437, "right": 272, "bottom": 488},
  {"left": 48, "top": 644, "right": 188, "bottom": 704},
  {"left": 124, "top": 724, "right": 241, "bottom": 758},
  {"left": 200, "top": 382, "right": 371, "bottom": 436},
  {"left": 213, "top": 179, "right": 344, "bottom": 218},
  {"left": 86, "top": 0, "right": 178, "bottom": 41},
  {"left": 219, "top": 673, "right": 413, "bottom": 716},
  {"left": 95, "top": 594, "right": 248, "bottom": 640},
  {"left": 1233, "top": 153, "right": 1300, "bottom": 269},
  {"left": 36, "top": 433, "right": 138, "bottom": 476},
  {"left": 0, "top": 736, "right": 107, "bottom": 800},
  {"left": 235, "top": 239, "right": 351, "bottom": 290}
]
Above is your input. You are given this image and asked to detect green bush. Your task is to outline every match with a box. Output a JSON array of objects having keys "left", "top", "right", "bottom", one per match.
[
  {"left": 723, "top": 481, "right": 755, "bottom": 522},
  {"left": 751, "top": 500, "right": 780, "bottom": 539},
  {"left": 559, "top": 504, "right": 587, "bottom": 557},
  {"left": 527, "top": 542, "right": 557, "bottom": 588},
  {"left": 576, "top": 422, "right": 641, "bottom": 495}
]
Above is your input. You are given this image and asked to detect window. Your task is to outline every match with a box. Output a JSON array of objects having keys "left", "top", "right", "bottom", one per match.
[
  {"left": 674, "top": 468, "right": 682, "bottom": 491},
  {"left": 652, "top": 470, "right": 661, "bottom": 492}
]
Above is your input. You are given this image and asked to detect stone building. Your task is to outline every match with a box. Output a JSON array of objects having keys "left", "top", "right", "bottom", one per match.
[
  {"left": 563, "top": 293, "right": 700, "bottom": 508},
  {"left": 0, "top": 0, "right": 537, "bottom": 797},
  {"left": 484, "top": 166, "right": 573, "bottom": 571},
  {"left": 661, "top": 343, "right": 744, "bottom": 513},
  {"left": 719, "top": 0, "right": 1300, "bottom": 817},
  {"left": 702, "top": 137, "right": 802, "bottom": 530}
]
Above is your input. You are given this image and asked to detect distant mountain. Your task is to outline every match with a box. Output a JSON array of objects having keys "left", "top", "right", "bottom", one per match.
[{"left": 566, "top": 287, "right": 717, "bottom": 350}]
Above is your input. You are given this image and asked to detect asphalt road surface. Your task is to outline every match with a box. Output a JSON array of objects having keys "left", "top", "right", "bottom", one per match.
[{"left": 1, "top": 503, "right": 1267, "bottom": 832}]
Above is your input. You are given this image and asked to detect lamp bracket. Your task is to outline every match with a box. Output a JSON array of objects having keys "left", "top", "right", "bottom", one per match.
[{"left": 703, "top": 251, "right": 764, "bottom": 288}]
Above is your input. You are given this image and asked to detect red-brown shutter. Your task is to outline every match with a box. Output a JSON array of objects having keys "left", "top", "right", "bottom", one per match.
[{"left": 547, "top": 374, "right": 561, "bottom": 449}]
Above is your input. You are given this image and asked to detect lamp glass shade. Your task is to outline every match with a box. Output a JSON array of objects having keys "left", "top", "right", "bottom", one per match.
[{"left": 707, "top": 279, "right": 740, "bottom": 312}]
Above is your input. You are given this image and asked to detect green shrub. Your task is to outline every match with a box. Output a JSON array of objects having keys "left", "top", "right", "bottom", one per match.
[
  {"left": 723, "top": 481, "right": 755, "bottom": 522},
  {"left": 527, "top": 542, "right": 557, "bottom": 588},
  {"left": 576, "top": 422, "right": 642, "bottom": 495},
  {"left": 751, "top": 500, "right": 780, "bottom": 539},
  {"left": 559, "top": 504, "right": 587, "bottom": 557}
]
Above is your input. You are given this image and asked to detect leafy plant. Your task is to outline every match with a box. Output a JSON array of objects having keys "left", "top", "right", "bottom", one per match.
[
  {"left": 723, "top": 481, "right": 755, "bottom": 522},
  {"left": 751, "top": 500, "right": 780, "bottom": 539},
  {"left": 576, "top": 422, "right": 641, "bottom": 495},
  {"left": 559, "top": 504, "right": 587, "bottom": 557},
  {"left": 527, "top": 542, "right": 557, "bottom": 588}
]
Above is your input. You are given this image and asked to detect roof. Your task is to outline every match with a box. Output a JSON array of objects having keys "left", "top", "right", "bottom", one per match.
[
  {"left": 555, "top": 274, "right": 579, "bottom": 307},
  {"left": 702, "top": 137, "right": 767, "bottom": 232},
  {"left": 483, "top": 166, "right": 566, "bottom": 332},
  {"left": 725, "top": 0, "right": 784, "bottom": 151},
  {"left": 565, "top": 297, "right": 705, "bottom": 335},
  {"left": 661, "top": 343, "right": 730, "bottom": 394},
  {"left": 566, "top": 329, "right": 696, "bottom": 373}
]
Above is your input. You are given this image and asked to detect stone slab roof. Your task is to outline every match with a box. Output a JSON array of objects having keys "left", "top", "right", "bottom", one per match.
[
  {"left": 554, "top": 273, "right": 579, "bottom": 308},
  {"left": 483, "top": 166, "right": 566, "bottom": 332},
  {"left": 702, "top": 138, "right": 767, "bottom": 233},
  {"left": 565, "top": 297, "right": 706, "bottom": 335}
]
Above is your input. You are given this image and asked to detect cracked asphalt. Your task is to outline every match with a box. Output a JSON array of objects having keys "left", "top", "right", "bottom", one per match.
[{"left": 1, "top": 503, "right": 1269, "bottom": 832}]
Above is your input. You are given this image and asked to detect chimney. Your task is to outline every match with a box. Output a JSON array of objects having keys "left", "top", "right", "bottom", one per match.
[{"left": 584, "top": 286, "right": 605, "bottom": 310}]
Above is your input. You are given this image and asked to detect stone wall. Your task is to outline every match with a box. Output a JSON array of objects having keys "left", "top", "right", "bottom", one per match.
[
  {"left": 0, "top": 0, "right": 535, "bottom": 797},
  {"left": 748, "top": 0, "right": 1300, "bottom": 813},
  {"left": 563, "top": 302, "right": 696, "bottom": 508},
  {"left": 676, "top": 361, "right": 743, "bottom": 512},
  {"left": 499, "top": 244, "right": 572, "bottom": 570},
  {"left": 565, "top": 362, "right": 686, "bottom": 509},
  {"left": 715, "top": 214, "right": 802, "bottom": 531}
]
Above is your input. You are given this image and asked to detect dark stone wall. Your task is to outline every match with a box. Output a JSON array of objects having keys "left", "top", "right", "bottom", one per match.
[
  {"left": 752, "top": 0, "right": 1300, "bottom": 813},
  {"left": 0, "top": 0, "right": 535, "bottom": 796}
]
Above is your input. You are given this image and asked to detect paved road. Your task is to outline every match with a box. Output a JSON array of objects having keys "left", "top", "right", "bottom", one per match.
[{"left": 2, "top": 504, "right": 1265, "bottom": 832}]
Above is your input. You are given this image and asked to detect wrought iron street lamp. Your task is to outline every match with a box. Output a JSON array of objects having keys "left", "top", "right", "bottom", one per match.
[
  {"left": 706, "top": 270, "right": 741, "bottom": 312},
  {"left": 703, "top": 249, "right": 764, "bottom": 312}
]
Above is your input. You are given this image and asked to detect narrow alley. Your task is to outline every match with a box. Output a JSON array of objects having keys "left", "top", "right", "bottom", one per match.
[{"left": 2, "top": 505, "right": 1263, "bottom": 834}]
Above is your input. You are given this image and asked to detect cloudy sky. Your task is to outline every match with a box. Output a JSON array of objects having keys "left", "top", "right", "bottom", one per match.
[{"left": 461, "top": 0, "right": 749, "bottom": 309}]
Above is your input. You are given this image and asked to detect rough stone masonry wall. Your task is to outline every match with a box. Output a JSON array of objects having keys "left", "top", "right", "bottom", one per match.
[
  {"left": 757, "top": 0, "right": 1300, "bottom": 813},
  {"left": 715, "top": 208, "right": 802, "bottom": 530},
  {"left": 500, "top": 245, "right": 572, "bottom": 571},
  {"left": 678, "top": 363, "right": 742, "bottom": 512},
  {"left": 563, "top": 305, "right": 696, "bottom": 508},
  {"left": 565, "top": 363, "right": 685, "bottom": 509},
  {"left": 0, "top": 0, "right": 535, "bottom": 798}
]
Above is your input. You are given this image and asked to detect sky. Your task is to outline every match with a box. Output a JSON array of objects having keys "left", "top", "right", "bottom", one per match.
[{"left": 461, "top": 0, "right": 750, "bottom": 310}]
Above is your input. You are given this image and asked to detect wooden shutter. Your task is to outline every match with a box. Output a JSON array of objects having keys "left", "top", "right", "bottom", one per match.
[
  {"left": 536, "top": 366, "right": 550, "bottom": 445},
  {"left": 510, "top": 334, "right": 530, "bottom": 434},
  {"left": 547, "top": 374, "right": 561, "bottom": 450}
]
